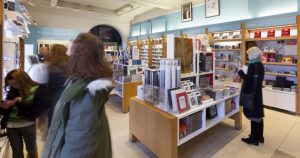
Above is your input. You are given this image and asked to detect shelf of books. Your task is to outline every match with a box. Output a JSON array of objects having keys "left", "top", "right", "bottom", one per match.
[
  {"left": 140, "top": 39, "right": 150, "bottom": 67},
  {"left": 244, "top": 18, "right": 300, "bottom": 113},
  {"left": 151, "top": 37, "right": 167, "bottom": 68},
  {"left": 210, "top": 29, "right": 243, "bottom": 83}
]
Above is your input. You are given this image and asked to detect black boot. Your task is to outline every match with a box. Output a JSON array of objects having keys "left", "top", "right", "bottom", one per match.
[
  {"left": 258, "top": 120, "right": 264, "bottom": 143},
  {"left": 241, "top": 121, "right": 259, "bottom": 146}
]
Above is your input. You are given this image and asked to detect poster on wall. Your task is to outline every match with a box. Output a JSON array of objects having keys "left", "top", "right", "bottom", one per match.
[
  {"left": 181, "top": 2, "right": 192, "bottom": 22},
  {"left": 205, "top": 0, "right": 220, "bottom": 18},
  {"left": 38, "top": 43, "right": 50, "bottom": 55}
]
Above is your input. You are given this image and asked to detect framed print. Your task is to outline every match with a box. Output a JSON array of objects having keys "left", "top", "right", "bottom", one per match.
[
  {"left": 205, "top": 0, "right": 220, "bottom": 18},
  {"left": 38, "top": 43, "right": 50, "bottom": 55},
  {"left": 181, "top": 2, "right": 192, "bottom": 22}
]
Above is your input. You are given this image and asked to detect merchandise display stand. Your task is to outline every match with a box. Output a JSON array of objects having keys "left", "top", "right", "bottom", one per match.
[
  {"left": 112, "top": 80, "right": 142, "bottom": 113},
  {"left": 129, "top": 95, "right": 242, "bottom": 158},
  {"left": 243, "top": 16, "right": 300, "bottom": 113}
]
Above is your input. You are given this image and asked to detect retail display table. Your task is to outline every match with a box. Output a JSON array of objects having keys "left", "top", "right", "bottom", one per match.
[{"left": 129, "top": 94, "right": 242, "bottom": 158}]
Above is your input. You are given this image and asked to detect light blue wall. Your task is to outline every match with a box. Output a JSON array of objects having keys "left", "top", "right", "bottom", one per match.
[
  {"left": 248, "top": 0, "right": 297, "bottom": 18},
  {"left": 26, "top": 26, "right": 80, "bottom": 54},
  {"left": 166, "top": 0, "right": 248, "bottom": 31},
  {"left": 130, "top": 0, "right": 298, "bottom": 37},
  {"left": 140, "top": 21, "right": 151, "bottom": 35},
  {"left": 152, "top": 18, "right": 166, "bottom": 33}
]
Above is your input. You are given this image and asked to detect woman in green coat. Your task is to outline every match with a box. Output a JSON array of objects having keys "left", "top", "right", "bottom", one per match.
[{"left": 43, "top": 33, "right": 113, "bottom": 158}]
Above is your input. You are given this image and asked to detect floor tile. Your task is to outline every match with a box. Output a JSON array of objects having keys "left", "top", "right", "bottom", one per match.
[{"left": 279, "top": 135, "right": 300, "bottom": 158}]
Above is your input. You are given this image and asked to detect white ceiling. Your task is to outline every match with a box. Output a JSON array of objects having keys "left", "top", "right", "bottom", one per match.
[{"left": 23, "top": 0, "right": 205, "bottom": 22}]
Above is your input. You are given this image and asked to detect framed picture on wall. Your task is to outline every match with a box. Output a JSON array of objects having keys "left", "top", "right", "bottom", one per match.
[
  {"left": 181, "top": 2, "right": 192, "bottom": 22},
  {"left": 38, "top": 43, "right": 50, "bottom": 55},
  {"left": 205, "top": 0, "right": 220, "bottom": 18}
]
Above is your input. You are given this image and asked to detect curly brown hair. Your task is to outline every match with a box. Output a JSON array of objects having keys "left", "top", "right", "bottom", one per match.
[{"left": 68, "top": 33, "right": 113, "bottom": 80}]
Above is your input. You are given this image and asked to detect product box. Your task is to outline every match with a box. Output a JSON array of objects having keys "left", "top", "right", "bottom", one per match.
[
  {"left": 281, "top": 28, "right": 290, "bottom": 37},
  {"left": 267, "top": 30, "right": 275, "bottom": 37},
  {"left": 254, "top": 30, "right": 261, "bottom": 38}
]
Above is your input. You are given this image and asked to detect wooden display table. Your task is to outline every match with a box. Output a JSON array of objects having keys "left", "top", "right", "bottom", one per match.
[
  {"left": 129, "top": 94, "right": 242, "bottom": 158},
  {"left": 111, "top": 81, "right": 142, "bottom": 113}
]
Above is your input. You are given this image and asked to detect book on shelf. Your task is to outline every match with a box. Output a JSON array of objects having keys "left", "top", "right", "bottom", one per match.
[{"left": 206, "top": 105, "right": 218, "bottom": 119}]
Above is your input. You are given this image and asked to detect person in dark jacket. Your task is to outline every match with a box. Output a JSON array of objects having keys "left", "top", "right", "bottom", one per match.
[
  {"left": 43, "top": 33, "right": 113, "bottom": 158},
  {"left": 238, "top": 47, "right": 265, "bottom": 146},
  {"left": 46, "top": 44, "right": 69, "bottom": 128},
  {"left": 0, "top": 69, "right": 39, "bottom": 158}
]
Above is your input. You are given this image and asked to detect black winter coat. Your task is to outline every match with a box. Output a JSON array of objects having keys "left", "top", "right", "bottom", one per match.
[
  {"left": 238, "top": 62, "right": 265, "bottom": 118},
  {"left": 47, "top": 62, "right": 68, "bottom": 127}
]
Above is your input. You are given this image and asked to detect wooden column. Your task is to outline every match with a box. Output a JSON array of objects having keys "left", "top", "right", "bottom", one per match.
[
  {"left": 296, "top": 15, "right": 300, "bottom": 114},
  {"left": 241, "top": 22, "right": 247, "bottom": 65},
  {"left": 19, "top": 38, "right": 25, "bottom": 70},
  {"left": 148, "top": 38, "right": 152, "bottom": 67},
  {"left": 0, "top": 0, "right": 4, "bottom": 99}
]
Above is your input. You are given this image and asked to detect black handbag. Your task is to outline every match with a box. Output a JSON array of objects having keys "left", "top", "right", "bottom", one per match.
[{"left": 239, "top": 65, "right": 258, "bottom": 110}]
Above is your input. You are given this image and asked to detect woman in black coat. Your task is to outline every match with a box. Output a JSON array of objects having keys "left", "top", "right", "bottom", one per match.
[{"left": 238, "top": 47, "right": 265, "bottom": 146}]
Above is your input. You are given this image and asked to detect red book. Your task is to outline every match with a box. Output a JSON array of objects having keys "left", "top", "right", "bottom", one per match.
[
  {"left": 175, "top": 92, "right": 189, "bottom": 113},
  {"left": 281, "top": 28, "right": 290, "bottom": 37},
  {"left": 179, "top": 123, "right": 188, "bottom": 139},
  {"left": 254, "top": 31, "right": 261, "bottom": 38},
  {"left": 267, "top": 30, "right": 275, "bottom": 37}
]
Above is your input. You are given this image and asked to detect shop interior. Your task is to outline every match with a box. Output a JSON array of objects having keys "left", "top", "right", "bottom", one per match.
[{"left": 1, "top": 0, "right": 300, "bottom": 158}]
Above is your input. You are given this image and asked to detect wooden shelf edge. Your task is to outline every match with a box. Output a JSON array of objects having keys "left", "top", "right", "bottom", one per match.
[
  {"left": 213, "top": 39, "right": 242, "bottom": 42},
  {"left": 214, "top": 49, "right": 242, "bottom": 51},
  {"left": 246, "top": 36, "right": 297, "bottom": 41},
  {"left": 265, "top": 72, "right": 296, "bottom": 77}
]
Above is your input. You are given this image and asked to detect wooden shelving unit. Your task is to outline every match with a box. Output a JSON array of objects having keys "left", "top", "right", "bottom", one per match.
[
  {"left": 150, "top": 36, "right": 167, "bottom": 68},
  {"left": 244, "top": 18, "right": 300, "bottom": 113}
]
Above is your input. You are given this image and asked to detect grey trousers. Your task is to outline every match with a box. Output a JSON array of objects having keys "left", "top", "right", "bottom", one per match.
[{"left": 7, "top": 124, "right": 37, "bottom": 158}]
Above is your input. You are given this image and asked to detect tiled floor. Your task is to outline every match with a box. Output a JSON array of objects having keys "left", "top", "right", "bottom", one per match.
[{"left": 6, "top": 96, "right": 300, "bottom": 158}]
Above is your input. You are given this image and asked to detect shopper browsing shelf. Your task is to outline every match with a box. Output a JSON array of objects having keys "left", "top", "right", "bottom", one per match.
[
  {"left": 0, "top": 70, "right": 39, "bottom": 158},
  {"left": 43, "top": 33, "right": 113, "bottom": 158},
  {"left": 238, "top": 47, "right": 265, "bottom": 146}
]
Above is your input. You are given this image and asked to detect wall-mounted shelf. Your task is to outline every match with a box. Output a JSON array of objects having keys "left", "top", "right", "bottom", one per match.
[
  {"left": 214, "top": 49, "right": 242, "bottom": 51},
  {"left": 263, "top": 62, "right": 297, "bottom": 66},
  {"left": 213, "top": 39, "right": 242, "bottom": 42},
  {"left": 245, "top": 36, "right": 297, "bottom": 41},
  {"left": 215, "top": 67, "right": 232, "bottom": 71},
  {"left": 265, "top": 72, "right": 296, "bottom": 77},
  {"left": 215, "top": 59, "right": 232, "bottom": 62}
]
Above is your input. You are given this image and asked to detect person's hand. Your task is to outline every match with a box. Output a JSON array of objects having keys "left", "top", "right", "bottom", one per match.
[{"left": 1, "top": 100, "right": 16, "bottom": 109}]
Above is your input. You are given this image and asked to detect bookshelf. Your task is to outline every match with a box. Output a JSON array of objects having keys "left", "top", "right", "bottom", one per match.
[
  {"left": 129, "top": 93, "right": 242, "bottom": 158},
  {"left": 140, "top": 39, "right": 150, "bottom": 67},
  {"left": 151, "top": 36, "right": 167, "bottom": 68},
  {"left": 243, "top": 19, "right": 300, "bottom": 113},
  {"left": 209, "top": 28, "right": 243, "bottom": 83}
]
